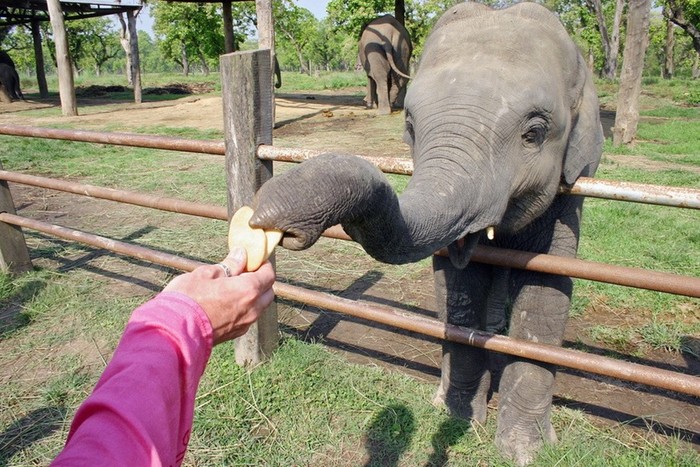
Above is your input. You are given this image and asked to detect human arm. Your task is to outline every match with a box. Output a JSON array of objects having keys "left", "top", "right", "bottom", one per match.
[{"left": 52, "top": 248, "right": 275, "bottom": 466}]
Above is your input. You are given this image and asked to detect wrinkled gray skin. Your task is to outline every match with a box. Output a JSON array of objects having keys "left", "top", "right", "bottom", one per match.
[
  {"left": 252, "top": 3, "right": 602, "bottom": 465},
  {"left": 359, "top": 15, "right": 412, "bottom": 115},
  {"left": 0, "top": 63, "right": 23, "bottom": 101}
]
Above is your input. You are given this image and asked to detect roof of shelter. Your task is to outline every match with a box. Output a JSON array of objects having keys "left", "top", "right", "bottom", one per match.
[{"left": 0, "top": 0, "right": 142, "bottom": 27}]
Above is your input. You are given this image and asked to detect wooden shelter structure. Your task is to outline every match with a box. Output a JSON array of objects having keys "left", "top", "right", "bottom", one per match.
[{"left": 0, "top": 0, "right": 143, "bottom": 114}]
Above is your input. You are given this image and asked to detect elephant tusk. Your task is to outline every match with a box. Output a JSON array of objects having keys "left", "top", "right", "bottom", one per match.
[{"left": 487, "top": 226, "right": 496, "bottom": 241}]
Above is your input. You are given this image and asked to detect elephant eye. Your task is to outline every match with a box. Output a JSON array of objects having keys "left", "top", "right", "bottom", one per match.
[
  {"left": 403, "top": 114, "right": 415, "bottom": 145},
  {"left": 522, "top": 116, "right": 549, "bottom": 147}
]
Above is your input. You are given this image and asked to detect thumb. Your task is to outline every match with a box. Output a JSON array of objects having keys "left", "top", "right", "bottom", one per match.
[{"left": 222, "top": 247, "right": 247, "bottom": 276}]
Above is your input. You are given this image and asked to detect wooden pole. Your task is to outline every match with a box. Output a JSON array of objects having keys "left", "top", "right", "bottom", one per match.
[
  {"left": 0, "top": 162, "right": 32, "bottom": 274},
  {"left": 223, "top": 0, "right": 235, "bottom": 53},
  {"left": 31, "top": 19, "right": 49, "bottom": 98},
  {"left": 46, "top": 0, "right": 77, "bottom": 116},
  {"left": 126, "top": 10, "right": 142, "bottom": 104},
  {"left": 220, "top": 50, "right": 277, "bottom": 366},
  {"left": 255, "top": 0, "right": 275, "bottom": 118}
]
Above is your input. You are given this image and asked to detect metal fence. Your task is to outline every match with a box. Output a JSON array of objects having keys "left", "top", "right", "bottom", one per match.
[{"left": 0, "top": 50, "right": 699, "bottom": 399}]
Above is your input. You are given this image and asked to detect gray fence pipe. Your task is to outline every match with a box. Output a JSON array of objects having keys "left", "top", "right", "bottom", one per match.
[{"left": 1, "top": 211, "right": 698, "bottom": 398}]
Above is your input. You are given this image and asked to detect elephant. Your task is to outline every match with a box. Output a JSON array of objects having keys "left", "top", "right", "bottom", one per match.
[
  {"left": 250, "top": 3, "right": 602, "bottom": 465},
  {"left": 359, "top": 15, "right": 412, "bottom": 115},
  {"left": 0, "top": 63, "right": 24, "bottom": 101},
  {"left": 0, "top": 50, "right": 16, "bottom": 69}
]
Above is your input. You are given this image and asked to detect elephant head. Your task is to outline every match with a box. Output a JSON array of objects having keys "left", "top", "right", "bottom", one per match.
[{"left": 251, "top": 2, "right": 602, "bottom": 271}]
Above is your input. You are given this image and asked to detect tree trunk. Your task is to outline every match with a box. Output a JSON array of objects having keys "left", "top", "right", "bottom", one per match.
[
  {"left": 31, "top": 20, "right": 48, "bottom": 98},
  {"left": 395, "top": 0, "right": 405, "bottom": 25},
  {"left": 181, "top": 43, "right": 189, "bottom": 76},
  {"left": 663, "top": 9, "right": 675, "bottom": 80},
  {"left": 586, "top": 0, "right": 624, "bottom": 80},
  {"left": 126, "top": 10, "right": 142, "bottom": 104},
  {"left": 612, "top": 0, "right": 652, "bottom": 146},
  {"left": 118, "top": 14, "right": 132, "bottom": 86},
  {"left": 665, "top": 0, "right": 700, "bottom": 56},
  {"left": 693, "top": 53, "right": 700, "bottom": 79},
  {"left": 46, "top": 0, "right": 77, "bottom": 116}
]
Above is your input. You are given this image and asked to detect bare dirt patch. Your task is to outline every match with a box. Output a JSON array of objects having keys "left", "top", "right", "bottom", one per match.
[{"left": 2, "top": 91, "right": 698, "bottom": 449}]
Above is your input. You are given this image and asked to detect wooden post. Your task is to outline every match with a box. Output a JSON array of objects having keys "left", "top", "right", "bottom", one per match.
[
  {"left": 223, "top": 1, "right": 235, "bottom": 53},
  {"left": 46, "top": 0, "right": 77, "bottom": 116},
  {"left": 220, "top": 50, "right": 277, "bottom": 366},
  {"left": 31, "top": 20, "right": 49, "bottom": 98},
  {"left": 255, "top": 0, "right": 275, "bottom": 119},
  {"left": 0, "top": 162, "right": 32, "bottom": 274}
]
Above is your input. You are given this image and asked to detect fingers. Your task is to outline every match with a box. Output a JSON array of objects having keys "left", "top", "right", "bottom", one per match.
[{"left": 220, "top": 247, "right": 247, "bottom": 277}]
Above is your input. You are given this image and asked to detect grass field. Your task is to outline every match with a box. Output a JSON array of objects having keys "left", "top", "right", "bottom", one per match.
[{"left": 0, "top": 74, "right": 698, "bottom": 465}]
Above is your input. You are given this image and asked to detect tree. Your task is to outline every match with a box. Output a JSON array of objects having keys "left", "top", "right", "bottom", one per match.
[
  {"left": 274, "top": 1, "right": 318, "bottom": 73},
  {"left": 613, "top": 0, "right": 652, "bottom": 146},
  {"left": 152, "top": 2, "right": 238, "bottom": 75},
  {"left": 327, "top": 0, "right": 393, "bottom": 37},
  {"left": 662, "top": 0, "right": 700, "bottom": 72},
  {"left": 584, "top": 0, "right": 625, "bottom": 79}
]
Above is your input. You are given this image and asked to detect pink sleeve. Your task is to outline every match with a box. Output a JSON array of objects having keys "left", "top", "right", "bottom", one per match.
[{"left": 52, "top": 292, "right": 213, "bottom": 467}]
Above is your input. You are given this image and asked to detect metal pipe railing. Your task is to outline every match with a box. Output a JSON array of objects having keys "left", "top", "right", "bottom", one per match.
[
  {"left": 1, "top": 211, "right": 698, "bottom": 398},
  {"left": 3, "top": 170, "right": 699, "bottom": 298},
  {"left": 0, "top": 170, "right": 228, "bottom": 220},
  {"left": 1, "top": 125, "right": 698, "bottom": 209},
  {"left": 0, "top": 124, "right": 225, "bottom": 155}
]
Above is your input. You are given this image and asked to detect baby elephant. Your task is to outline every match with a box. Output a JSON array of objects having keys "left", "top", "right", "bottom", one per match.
[
  {"left": 252, "top": 3, "right": 602, "bottom": 465},
  {"left": 0, "top": 63, "right": 24, "bottom": 101},
  {"left": 359, "top": 15, "right": 412, "bottom": 115}
]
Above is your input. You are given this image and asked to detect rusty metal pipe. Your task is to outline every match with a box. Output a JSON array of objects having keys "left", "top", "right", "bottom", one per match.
[
  {"left": 0, "top": 170, "right": 228, "bottom": 220},
  {"left": 0, "top": 124, "right": 226, "bottom": 155},
  {"left": 2, "top": 125, "right": 697, "bottom": 209},
  {"left": 2, "top": 167, "right": 696, "bottom": 297},
  {"left": 0, "top": 212, "right": 204, "bottom": 272},
  {"left": 273, "top": 282, "right": 700, "bottom": 398},
  {"left": 3, "top": 211, "right": 698, "bottom": 397},
  {"left": 323, "top": 227, "right": 700, "bottom": 298}
]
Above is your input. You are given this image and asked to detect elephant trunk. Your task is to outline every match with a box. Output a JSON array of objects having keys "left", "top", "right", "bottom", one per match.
[{"left": 251, "top": 153, "right": 504, "bottom": 266}]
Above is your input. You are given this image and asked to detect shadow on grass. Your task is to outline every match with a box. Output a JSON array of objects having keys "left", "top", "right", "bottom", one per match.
[
  {"left": 0, "top": 406, "right": 66, "bottom": 466},
  {"left": 363, "top": 404, "right": 415, "bottom": 467}
]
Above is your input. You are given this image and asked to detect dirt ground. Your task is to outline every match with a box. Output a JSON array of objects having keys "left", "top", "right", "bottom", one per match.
[{"left": 1, "top": 89, "right": 698, "bottom": 450}]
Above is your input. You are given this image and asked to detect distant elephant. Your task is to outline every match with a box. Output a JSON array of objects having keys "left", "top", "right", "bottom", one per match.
[
  {"left": 0, "top": 63, "right": 24, "bottom": 101},
  {"left": 359, "top": 15, "right": 412, "bottom": 115},
  {"left": 0, "top": 50, "right": 16, "bottom": 69},
  {"left": 251, "top": 3, "right": 602, "bottom": 465}
]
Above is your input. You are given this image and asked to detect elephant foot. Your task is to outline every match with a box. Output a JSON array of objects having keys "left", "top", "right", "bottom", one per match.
[
  {"left": 376, "top": 105, "right": 392, "bottom": 116},
  {"left": 495, "top": 393, "right": 557, "bottom": 465},
  {"left": 432, "top": 372, "right": 490, "bottom": 423},
  {"left": 495, "top": 415, "right": 556, "bottom": 466}
]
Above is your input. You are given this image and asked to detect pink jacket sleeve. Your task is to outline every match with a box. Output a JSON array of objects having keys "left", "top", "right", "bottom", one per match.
[{"left": 52, "top": 292, "right": 213, "bottom": 467}]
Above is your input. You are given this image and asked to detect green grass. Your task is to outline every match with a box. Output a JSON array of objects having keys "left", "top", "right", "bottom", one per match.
[{"left": 1, "top": 74, "right": 698, "bottom": 465}]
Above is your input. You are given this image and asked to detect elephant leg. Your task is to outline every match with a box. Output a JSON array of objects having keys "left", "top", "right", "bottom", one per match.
[
  {"left": 495, "top": 272, "right": 569, "bottom": 465},
  {"left": 375, "top": 73, "right": 392, "bottom": 115},
  {"left": 432, "top": 255, "right": 492, "bottom": 423},
  {"left": 365, "top": 77, "right": 376, "bottom": 109},
  {"left": 495, "top": 197, "right": 582, "bottom": 465}
]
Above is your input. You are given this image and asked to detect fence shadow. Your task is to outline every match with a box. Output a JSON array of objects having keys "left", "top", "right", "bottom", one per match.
[{"left": 0, "top": 406, "right": 66, "bottom": 466}]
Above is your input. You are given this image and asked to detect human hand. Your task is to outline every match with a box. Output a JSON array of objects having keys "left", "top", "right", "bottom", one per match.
[{"left": 163, "top": 248, "right": 276, "bottom": 345}]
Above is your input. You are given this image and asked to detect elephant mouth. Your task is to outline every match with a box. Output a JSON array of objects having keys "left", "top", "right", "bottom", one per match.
[{"left": 446, "top": 231, "right": 483, "bottom": 269}]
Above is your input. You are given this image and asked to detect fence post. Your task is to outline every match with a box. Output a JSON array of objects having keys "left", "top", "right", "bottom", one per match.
[
  {"left": 220, "top": 49, "right": 278, "bottom": 366},
  {"left": 0, "top": 162, "right": 32, "bottom": 274}
]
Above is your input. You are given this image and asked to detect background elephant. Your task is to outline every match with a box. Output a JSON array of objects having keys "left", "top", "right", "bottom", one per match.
[
  {"left": 0, "top": 50, "right": 16, "bottom": 69},
  {"left": 359, "top": 15, "right": 412, "bottom": 115},
  {"left": 251, "top": 3, "right": 602, "bottom": 465},
  {"left": 0, "top": 62, "right": 24, "bottom": 101}
]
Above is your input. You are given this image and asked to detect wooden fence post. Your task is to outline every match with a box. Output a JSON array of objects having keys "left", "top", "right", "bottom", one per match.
[
  {"left": 0, "top": 162, "right": 32, "bottom": 274},
  {"left": 220, "top": 49, "right": 278, "bottom": 366}
]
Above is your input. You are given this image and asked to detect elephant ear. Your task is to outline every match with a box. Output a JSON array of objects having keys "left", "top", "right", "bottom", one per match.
[{"left": 563, "top": 57, "right": 604, "bottom": 186}]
